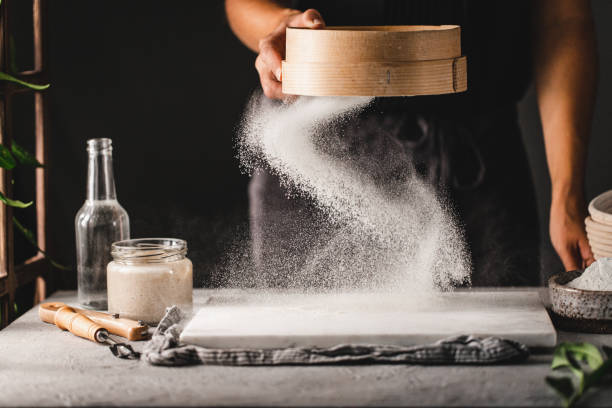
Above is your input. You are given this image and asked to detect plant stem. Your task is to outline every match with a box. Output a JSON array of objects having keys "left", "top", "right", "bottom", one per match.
[{"left": 12, "top": 217, "right": 71, "bottom": 271}]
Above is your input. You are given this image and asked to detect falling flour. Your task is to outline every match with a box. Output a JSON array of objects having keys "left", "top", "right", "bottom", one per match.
[
  {"left": 235, "top": 94, "right": 471, "bottom": 294},
  {"left": 568, "top": 258, "right": 612, "bottom": 291}
]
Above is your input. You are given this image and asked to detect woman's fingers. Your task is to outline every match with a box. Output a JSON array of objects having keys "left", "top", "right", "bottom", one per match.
[
  {"left": 549, "top": 200, "right": 594, "bottom": 271},
  {"left": 255, "top": 53, "right": 282, "bottom": 99},
  {"left": 578, "top": 236, "right": 595, "bottom": 268},
  {"left": 554, "top": 236, "right": 594, "bottom": 271},
  {"left": 255, "top": 22, "right": 285, "bottom": 99},
  {"left": 255, "top": 8, "right": 325, "bottom": 99},
  {"left": 558, "top": 244, "right": 581, "bottom": 272},
  {"left": 258, "top": 36, "right": 283, "bottom": 81},
  {"left": 292, "top": 8, "right": 326, "bottom": 28}
]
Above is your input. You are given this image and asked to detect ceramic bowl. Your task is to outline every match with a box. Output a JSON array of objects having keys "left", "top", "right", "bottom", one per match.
[
  {"left": 592, "top": 252, "right": 612, "bottom": 260},
  {"left": 549, "top": 270, "right": 612, "bottom": 320},
  {"left": 585, "top": 216, "right": 612, "bottom": 233},
  {"left": 589, "top": 242, "right": 612, "bottom": 256},
  {"left": 586, "top": 228, "right": 612, "bottom": 244},
  {"left": 584, "top": 216, "right": 612, "bottom": 260},
  {"left": 590, "top": 243, "right": 612, "bottom": 255},
  {"left": 593, "top": 253, "right": 611, "bottom": 261},
  {"left": 589, "top": 190, "right": 612, "bottom": 225}
]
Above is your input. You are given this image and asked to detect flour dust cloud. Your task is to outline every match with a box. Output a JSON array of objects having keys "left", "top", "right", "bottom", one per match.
[{"left": 232, "top": 93, "right": 471, "bottom": 293}]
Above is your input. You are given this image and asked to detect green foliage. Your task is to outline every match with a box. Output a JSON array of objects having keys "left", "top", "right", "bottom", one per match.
[
  {"left": 0, "top": 0, "right": 70, "bottom": 328},
  {"left": 0, "top": 71, "right": 49, "bottom": 91},
  {"left": 12, "top": 216, "right": 34, "bottom": 242},
  {"left": 0, "top": 129, "right": 68, "bottom": 270},
  {"left": 0, "top": 144, "right": 16, "bottom": 169},
  {"left": 546, "top": 376, "right": 574, "bottom": 400},
  {"left": 0, "top": 12, "right": 50, "bottom": 91},
  {"left": 11, "top": 141, "right": 43, "bottom": 167},
  {"left": 0, "top": 141, "right": 43, "bottom": 172},
  {"left": 13, "top": 217, "right": 71, "bottom": 271},
  {"left": 546, "top": 342, "right": 612, "bottom": 407},
  {"left": 0, "top": 191, "right": 32, "bottom": 208}
]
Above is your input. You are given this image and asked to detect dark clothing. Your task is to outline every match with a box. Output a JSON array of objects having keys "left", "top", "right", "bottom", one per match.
[
  {"left": 250, "top": 104, "right": 540, "bottom": 287},
  {"left": 249, "top": 1, "right": 540, "bottom": 286}
]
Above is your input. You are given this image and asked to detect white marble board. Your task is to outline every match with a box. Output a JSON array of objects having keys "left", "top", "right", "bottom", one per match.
[{"left": 180, "top": 290, "right": 557, "bottom": 348}]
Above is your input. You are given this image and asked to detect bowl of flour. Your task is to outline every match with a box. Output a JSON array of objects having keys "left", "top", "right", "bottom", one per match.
[
  {"left": 549, "top": 258, "right": 612, "bottom": 321},
  {"left": 589, "top": 190, "right": 612, "bottom": 226}
]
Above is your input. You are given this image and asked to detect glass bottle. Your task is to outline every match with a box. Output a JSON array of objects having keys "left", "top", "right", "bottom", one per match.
[{"left": 75, "top": 138, "right": 129, "bottom": 309}]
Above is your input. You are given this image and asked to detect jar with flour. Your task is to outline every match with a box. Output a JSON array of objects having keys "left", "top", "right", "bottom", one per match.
[{"left": 107, "top": 238, "right": 193, "bottom": 324}]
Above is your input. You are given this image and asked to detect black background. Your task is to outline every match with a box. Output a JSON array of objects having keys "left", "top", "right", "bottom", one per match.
[
  {"left": 45, "top": 1, "right": 257, "bottom": 288},
  {"left": 10, "top": 1, "right": 612, "bottom": 289}
]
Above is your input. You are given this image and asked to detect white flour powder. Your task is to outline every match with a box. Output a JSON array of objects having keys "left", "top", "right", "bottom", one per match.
[
  {"left": 567, "top": 257, "right": 612, "bottom": 291},
  {"left": 236, "top": 95, "right": 471, "bottom": 293}
]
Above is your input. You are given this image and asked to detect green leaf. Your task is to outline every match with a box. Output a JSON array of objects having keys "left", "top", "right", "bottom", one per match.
[
  {"left": 13, "top": 216, "right": 36, "bottom": 248},
  {"left": 0, "top": 191, "right": 32, "bottom": 208},
  {"left": 552, "top": 343, "right": 604, "bottom": 372},
  {"left": 552, "top": 344, "right": 572, "bottom": 370},
  {"left": 0, "top": 144, "right": 16, "bottom": 169},
  {"left": 13, "top": 216, "right": 35, "bottom": 243},
  {"left": 13, "top": 216, "right": 72, "bottom": 271},
  {"left": 546, "top": 376, "right": 574, "bottom": 402},
  {"left": 11, "top": 141, "right": 43, "bottom": 167},
  {"left": 565, "top": 352, "right": 586, "bottom": 392},
  {"left": 0, "top": 71, "right": 49, "bottom": 91},
  {"left": 548, "top": 342, "right": 612, "bottom": 408},
  {"left": 566, "top": 343, "right": 604, "bottom": 370},
  {"left": 585, "top": 358, "right": 612, "bottom": 390}
]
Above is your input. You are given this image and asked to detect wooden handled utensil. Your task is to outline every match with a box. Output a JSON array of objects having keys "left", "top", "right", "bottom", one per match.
[
  {"left": 39, "top": 302, "right": 148, "bottom": 341},
  {"left": 52, "top": 305, "right": 107, "bottom": 343},
  {"left": 39, "top": 302, "right": 143, "bottom": 359}
]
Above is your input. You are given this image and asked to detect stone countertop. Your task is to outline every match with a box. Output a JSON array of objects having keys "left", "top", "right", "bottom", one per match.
[{"left": 1, "top": 289, "right": 611, "bottom": 407}]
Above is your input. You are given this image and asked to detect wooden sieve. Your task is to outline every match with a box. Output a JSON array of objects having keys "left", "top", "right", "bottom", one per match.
[{"left": 282, "top": 25, "right": 467, "bottom": 97}]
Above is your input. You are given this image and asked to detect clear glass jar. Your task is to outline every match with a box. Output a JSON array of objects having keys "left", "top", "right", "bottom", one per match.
[
  {"left": 107, "top": 238, "right": 193, "bottom": 324},
  {"left": 76, "top": 138, "right": 129, "bottom": 309}
]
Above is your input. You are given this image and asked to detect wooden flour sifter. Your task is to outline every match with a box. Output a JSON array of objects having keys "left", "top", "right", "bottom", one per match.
[{"left": 281, "top": 25, "right": 467, "bottom": 97}]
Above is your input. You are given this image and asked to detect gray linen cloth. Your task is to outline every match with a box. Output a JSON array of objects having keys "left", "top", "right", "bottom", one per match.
[{"left": 142, "top": 306, "right": 530, "bottom": 366}]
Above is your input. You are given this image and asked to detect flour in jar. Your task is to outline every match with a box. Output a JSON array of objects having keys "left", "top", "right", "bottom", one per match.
[{"left": 107, "top": 257, "right": 193, "bottom": 324}]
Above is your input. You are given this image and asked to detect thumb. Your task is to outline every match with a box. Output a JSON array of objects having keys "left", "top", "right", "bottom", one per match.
[
  {"left": 578, "top": 235, "right": 595, "bottom": 268},
  {"left": 301, "top": 9, "right": 325, "bottom": 28}
]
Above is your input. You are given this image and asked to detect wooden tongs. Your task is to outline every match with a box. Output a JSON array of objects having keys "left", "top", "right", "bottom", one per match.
[{"left": 39, "top": 302, "right": 149, "bottom": 359}]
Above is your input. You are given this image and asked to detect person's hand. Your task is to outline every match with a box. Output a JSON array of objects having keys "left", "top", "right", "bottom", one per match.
[
  {"left": 255, "top": 9, "right": 325, "bottom": 99},
  {"left": 550, "top": 195, "right": 595, "bottom": 271}
]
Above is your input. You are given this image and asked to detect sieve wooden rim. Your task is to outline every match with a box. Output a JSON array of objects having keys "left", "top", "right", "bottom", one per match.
[
  {"left": 306, "top": 25, "right": 460, "bottom": 32},
  {"left": 285, "top": 25, "right": 461, "bottom": 63},
  {"left": 282, "top": 57, "right": 467, "bottom": 97},
  {"left": 283, "top": 25, "right": 466, "bottom": 97}
]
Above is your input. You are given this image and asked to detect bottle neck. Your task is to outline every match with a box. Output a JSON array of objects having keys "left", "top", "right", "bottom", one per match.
[{"left": 87, "top": 150, "right": 117, "bottom": 201}]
